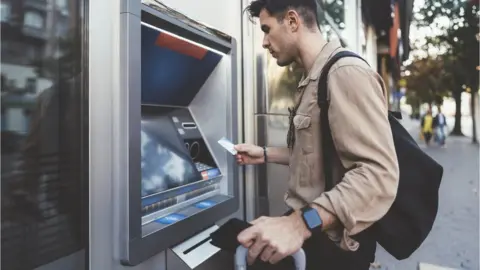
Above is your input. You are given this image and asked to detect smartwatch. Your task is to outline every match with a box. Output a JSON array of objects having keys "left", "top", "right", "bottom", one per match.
[{"left": 300, "top": 205, "right": 323, "bottom": 233}]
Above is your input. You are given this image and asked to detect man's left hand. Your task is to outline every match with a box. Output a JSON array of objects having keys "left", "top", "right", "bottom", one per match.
[{"left": 237, "top": 213, "right": 311, "bottom": 265}]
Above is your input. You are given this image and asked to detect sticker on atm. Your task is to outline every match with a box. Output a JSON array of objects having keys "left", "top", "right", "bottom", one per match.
[
  {"left": 195, "top": 200, "right": 217, "bottom": 209},
  {"left": 155, "top": 213, "right": 186, "bottom": 225},
  {"left": 201, "top": 168, "right": 220, "bottom": 180},
  {"left": 207, "top": 168, "right": 220, "bottom": 178}
]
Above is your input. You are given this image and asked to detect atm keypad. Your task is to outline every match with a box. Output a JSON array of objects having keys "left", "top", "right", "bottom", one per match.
[{"left": 195, "top": 162, "right": 213, "bottom": 172}]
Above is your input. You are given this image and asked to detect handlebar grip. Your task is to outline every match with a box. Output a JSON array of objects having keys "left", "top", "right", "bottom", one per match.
[{"left": 234, "top": 245, "right": 306, "bottom": 270}]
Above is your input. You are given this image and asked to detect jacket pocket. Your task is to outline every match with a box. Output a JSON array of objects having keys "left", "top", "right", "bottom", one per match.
[{"left": 293, "top": 114, "right": 314, "bottom": 154}]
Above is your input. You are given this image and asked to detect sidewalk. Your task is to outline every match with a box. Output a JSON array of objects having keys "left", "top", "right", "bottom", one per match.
[
  {"left": 398, "top": 112, "right": 420, "bottom": 134},
  {"left": 372, "top": 117, "right": 480, "bottom": 270}
]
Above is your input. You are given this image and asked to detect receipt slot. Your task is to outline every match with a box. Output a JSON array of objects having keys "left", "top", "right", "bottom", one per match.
[{"left": 117, "top": 1, "right": 239, "bottom": 266}]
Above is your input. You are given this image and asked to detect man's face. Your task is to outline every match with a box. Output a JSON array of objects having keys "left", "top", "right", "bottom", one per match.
[{"left": 258, "top": 9, "right": 297, "bottom": 67}]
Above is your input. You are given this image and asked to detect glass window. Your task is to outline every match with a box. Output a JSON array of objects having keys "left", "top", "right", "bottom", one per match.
[
  {"left": 1, "top": 0, "right": 89, "bottom": 268},
  {"left": 24, "top": 11, "right": 44, "bottom": 29},
  {"left": 0, "top": 2, "right": 10, "bottom": 22},
  {"left": 25, "top": 77, "right": 37, "bottom": 93}
]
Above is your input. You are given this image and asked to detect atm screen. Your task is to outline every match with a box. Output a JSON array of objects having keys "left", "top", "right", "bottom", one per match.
[
  {"left": 141, "top": 23, "right": 223, "bottom": 107},
  {"left": 141, "top": 125, "right": 202, "bottom": 197},
  {"left": 140, "top": 110, "right": 222, "bottom": 218}
]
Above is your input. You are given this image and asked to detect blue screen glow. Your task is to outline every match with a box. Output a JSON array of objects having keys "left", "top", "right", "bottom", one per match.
[{"left": 141, "top": 25, "right": 223, "bottom": 107}]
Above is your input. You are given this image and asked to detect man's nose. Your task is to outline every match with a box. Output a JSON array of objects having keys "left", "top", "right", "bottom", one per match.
[{"left": 262, "top": 37, "right": 269, "bottom": 49}]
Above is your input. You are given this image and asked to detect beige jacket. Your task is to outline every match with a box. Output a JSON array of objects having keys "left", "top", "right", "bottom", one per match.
[{"left": 285, "top": 40, "right": 399, "bottom": 251}]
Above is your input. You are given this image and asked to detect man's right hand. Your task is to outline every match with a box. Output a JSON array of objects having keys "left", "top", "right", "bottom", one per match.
[{"left": 234, "top": 144, "right": 265, "bottom": 165}]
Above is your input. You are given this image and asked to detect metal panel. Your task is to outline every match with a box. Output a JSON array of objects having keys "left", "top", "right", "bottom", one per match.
[
  {"left": 248, "top": 21, "right": 298, "bottom": 218},
  {"left": 241, "top": 0, "right": 257, "bottom": 223},
  {"left": 254, "top": 115, "right": 291, "bottom": 217},
  {"left": 120, "top": 11, "right": 142, "bottom": 263},
  {"left": 121, "top": 0, "right": 141, "bottom": 16},
  {"left": 88, "top": 0, "right": 121, "bottom": 268}
]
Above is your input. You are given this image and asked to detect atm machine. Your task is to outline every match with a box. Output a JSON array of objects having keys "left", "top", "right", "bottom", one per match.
[{"left": 117, "top": 1, "right": 240, "bottom": 269}]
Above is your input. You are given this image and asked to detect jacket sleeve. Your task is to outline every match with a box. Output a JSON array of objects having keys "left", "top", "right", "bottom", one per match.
[{"left": 313, "top": 64, "right": 399, "bottom": 251}]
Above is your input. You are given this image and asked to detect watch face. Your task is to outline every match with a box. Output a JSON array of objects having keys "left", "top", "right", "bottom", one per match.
[{"left": 303, "top": 208, "right": 322, "bottom": 229}]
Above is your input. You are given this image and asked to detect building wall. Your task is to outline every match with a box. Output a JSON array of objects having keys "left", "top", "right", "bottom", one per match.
[{"left": 364, "top": 26, "right": 379, "bottom": 72}]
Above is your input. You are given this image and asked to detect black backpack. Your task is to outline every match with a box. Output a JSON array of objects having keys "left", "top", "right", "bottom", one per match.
[{"left": 318, "top": 51, "right": 443, "bottom": 260}]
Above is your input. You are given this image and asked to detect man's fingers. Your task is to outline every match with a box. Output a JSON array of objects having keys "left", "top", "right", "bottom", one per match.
[
  {"left": 235, "top": 155, "right": 244, "bottom": 164},
  {"left": 260, "top": 245, "right": 276, "bottom": 262},
  {"left": 234, "top": 144, "right": 248, "bottom": 152},
  {"left": 269, "top": 249, "right": 286, "bottom": 265},
  {"left": 247, "top": 240, "right": 267, "bottom": 265},
  {"left": 237, "top": 226, "right": 257, "bottom": 247}
]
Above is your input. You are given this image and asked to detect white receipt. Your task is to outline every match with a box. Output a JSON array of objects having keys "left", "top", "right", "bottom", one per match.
[{"left": 218, "top": 137, "right": 237, "bottom": 155}]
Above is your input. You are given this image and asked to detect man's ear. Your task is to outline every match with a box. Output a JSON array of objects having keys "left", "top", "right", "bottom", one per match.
[{"left": 285, "top": 10, "right": 300, "bottom": 32}]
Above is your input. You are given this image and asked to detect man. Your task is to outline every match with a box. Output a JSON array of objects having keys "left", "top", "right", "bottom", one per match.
[
  {"left": 434, "top": 106, "right": 447, "bottom": 147},
  {"left": 234, "top": 0, "right": 399, "bottom": 269}
]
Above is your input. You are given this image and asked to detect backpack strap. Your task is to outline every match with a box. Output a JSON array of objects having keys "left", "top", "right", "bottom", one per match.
[{"left": 317, "top": 51, "right": 368, "bottom": 191}]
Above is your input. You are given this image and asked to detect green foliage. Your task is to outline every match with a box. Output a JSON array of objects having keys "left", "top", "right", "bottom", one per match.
[
  {"left": 415, "top": 0, "right": 479, "bottom": 93},
  {"left": 405, "top": 56, "right": 451, "bottom": 105}
]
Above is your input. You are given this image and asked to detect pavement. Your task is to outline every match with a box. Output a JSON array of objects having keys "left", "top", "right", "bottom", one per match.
[{"left": 371, "top": 114, "right": 480, "bottom": 270}]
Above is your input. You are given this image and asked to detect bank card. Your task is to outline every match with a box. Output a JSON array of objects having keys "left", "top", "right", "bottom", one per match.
[{"left": 218, "top": 137, "right": 237, "bottom": 155}]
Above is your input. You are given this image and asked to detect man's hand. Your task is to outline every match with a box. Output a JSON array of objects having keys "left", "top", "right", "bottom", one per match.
[
  {"left": 234, "top": 145, "right": 291, "bottom": 166},
  {"left": 237, "top": 213, "right": 311, "bottom": 265},
  {"left": 234, "top": 144, "right": 265, "bottom": 165}
]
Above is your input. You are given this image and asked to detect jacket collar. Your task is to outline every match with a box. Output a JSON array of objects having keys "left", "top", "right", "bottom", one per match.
[{"left": 298, "top": 39, "right": 343, "bottom": 88}]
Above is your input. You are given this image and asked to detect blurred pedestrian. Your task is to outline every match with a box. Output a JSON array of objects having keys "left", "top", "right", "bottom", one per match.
[
  {"left": 434, "top": 106, "right": 447, "bottom": 147},
  {"left": 421, "top": 108, "right": 434, "bottom": 146}
]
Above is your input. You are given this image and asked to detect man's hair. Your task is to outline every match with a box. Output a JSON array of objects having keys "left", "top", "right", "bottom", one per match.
[{"left": 245, "top": 0, "right": 319, "bottom": 29}]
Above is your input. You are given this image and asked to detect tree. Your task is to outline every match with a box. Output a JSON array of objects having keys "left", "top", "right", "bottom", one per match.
[
  {"left": 415, "top": 0, "right": 479, "bottom": 142},
  {"left": 404, "top": 56, "right": 451, "bottom": 108}
]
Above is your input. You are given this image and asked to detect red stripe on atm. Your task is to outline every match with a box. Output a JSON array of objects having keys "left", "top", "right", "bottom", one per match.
[{"left": 155, "top": 32, "right": 207, "bottom": 60}]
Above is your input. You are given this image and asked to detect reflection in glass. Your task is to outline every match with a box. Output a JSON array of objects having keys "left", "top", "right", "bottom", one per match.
[
  {"left": 141, "top": 125, "right": 202, "bottom": 197},
  {"left": 1, "top": 0, "right": 88, "bottom": 269},
  {"left": 263, "top": 12, "right": 342, "bottom": 127},
  {"left": 140, "top": 109, "right": 221, "bottom": 217}
]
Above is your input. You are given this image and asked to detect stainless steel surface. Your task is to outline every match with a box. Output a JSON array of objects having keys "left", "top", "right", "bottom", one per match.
[
  {"left": 249, "top": 20, "right": 301, "bottom": 218},
  {"left": 89, "top": 0, "right": 125, "bottom": 268},
  {"left": 241, "top": 0, "right": 257, "bottom": 223},
  {"left": 189, "top": 51, "right": 237, "bottom": 198},
  {"left": 122, "top": 0, "right": 141, "bottom": 15},
  {"left": 118, "top": 11, "right": 142, "bottom": 263},
  {"left": 255, "top": 115, "right": 291, "bottom": 217},
  {"left": 169, "top": 226, "right": 220, "bottom": 269}
]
